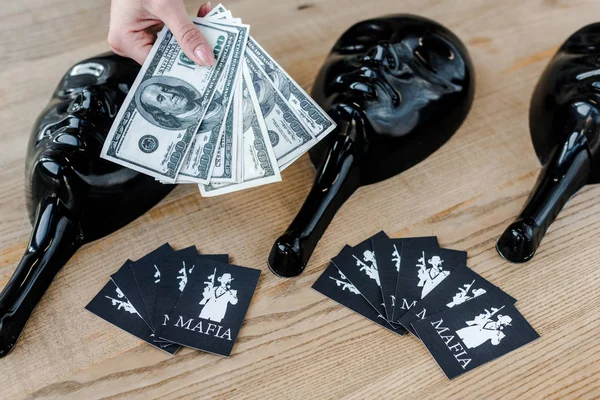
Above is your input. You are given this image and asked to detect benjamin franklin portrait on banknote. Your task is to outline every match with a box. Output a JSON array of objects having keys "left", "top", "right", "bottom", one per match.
[{"left": 135, "top": 75, "right": 204, "bottom": 130}]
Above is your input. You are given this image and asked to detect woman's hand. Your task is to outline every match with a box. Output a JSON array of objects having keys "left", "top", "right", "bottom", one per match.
[{"left": 108, "top": 0, "right": 215, "bottom": 66}]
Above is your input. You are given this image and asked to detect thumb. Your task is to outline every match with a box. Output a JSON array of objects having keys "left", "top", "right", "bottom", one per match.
[{"left": 154, "top": 3, "right": 215, "bottom": 66}]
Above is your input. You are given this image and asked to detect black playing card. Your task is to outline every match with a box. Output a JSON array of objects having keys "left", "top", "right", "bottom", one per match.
[
  {"left": 331, "top": 232, "right": 389, "bottom": 323},
  {"left": 159, "top": 260, "right": 261, "bottom": 357},
  {"left": 110, "top": 266, "right": 153, "bottom": 330},
  {"left": 130, "top": 243, "right": 175, "bottom": 330},
  {"left": 398, "top": 266, "right": 516, "bottom": 336},
  {"left": 85, "top": 269, "right": 180, "bottom": 355},
  {"left": 111, "top": 243, "right": 173, "bottom": 331},
  {"left": 412, "top": 296, "right": 539, "bottom": 379},
  {"left": 312, "top": 262, "right": 405, "bottom": 335},
  {"left": 392, "top": 245, "right": 467, "bottom": 322},
  {"left": 152, "top": 246, "right": 199, "bottom": 332},
  {"left": 154, "top": 249, "right": 228, "bottom": 339},
  {"left": 372, "top": 235, "right": 439, "bottom": 321}
]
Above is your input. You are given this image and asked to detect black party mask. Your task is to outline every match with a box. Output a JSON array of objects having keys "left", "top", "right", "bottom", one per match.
[
  {"left": 268, "top": 15, "right": 475, "bottom": 277},
  {"left": 0, "top": 54, "right": 174, "bottom": 357},
  {"left": 497, "top": 23, "right": 600, "bottom": 263}
]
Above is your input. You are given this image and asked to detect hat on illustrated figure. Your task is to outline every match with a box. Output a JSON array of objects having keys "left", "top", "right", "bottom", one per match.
[
  {"left": 428, "top": 256, "right": 443, "bottom": 269},
  {"left": 200, "top": 272, "right": 238, "bottom": 323},
  {"left": 218, "top": 273, "right": 234, "bottom": 285}
]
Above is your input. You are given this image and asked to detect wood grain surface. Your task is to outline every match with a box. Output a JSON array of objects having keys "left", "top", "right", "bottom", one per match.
[{"left": 0, "top": 0, "right": 599, "bottom": 398}]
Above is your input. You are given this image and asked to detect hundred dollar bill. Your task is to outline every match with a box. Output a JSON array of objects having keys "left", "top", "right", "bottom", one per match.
[
  {"left": 210, "top": 70, "right": 242, "bottom": 183},
  {"left": 101, "top": 22, "right": 237, "bottom": 182},
  {"left": 176, "top": 21, "right": 249, "bottom": 183},
  {"left": 207, "top": 3, "right": 230, "bottom": 17},
  {"left": 246, "top": 38, "right": 336, "bottom": 141},
  {"left": 209, "top": 95, "right": 235, "bottom": 182},
  {"left": 198, "top": 16, "right": 246, "bottom": 183},
  {"left": 234, "top": 76, "right": 244, "bottom": 183},
  {"left": 200, "top": 66, "right": 281, "bottom": 196},
  {"left": 206, "top": 5, "right": 241, "bottom": 24},
  {"left": 244, "top": 55, "right": 316, "bottom": 167},
  {"left": 207, "top": 4, "right": 336, "bottom": 141}
]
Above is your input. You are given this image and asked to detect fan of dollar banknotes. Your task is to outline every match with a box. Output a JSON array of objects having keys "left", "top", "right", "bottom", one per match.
[{"left": 100, "top": 4, "right": 335, "bottom": 197}]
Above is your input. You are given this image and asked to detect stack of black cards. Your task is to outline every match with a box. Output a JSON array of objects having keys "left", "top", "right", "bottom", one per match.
[
  {"left": 86, "top": 244, "right": 261, "bottom": 357},
  {"left": 313, "top": 232, "right": 539, "bottom": 379}
]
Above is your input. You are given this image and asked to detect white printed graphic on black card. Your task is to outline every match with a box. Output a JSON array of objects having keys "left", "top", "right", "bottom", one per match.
[
  {"left": 455, "top": 306, "right": 512, "bottom": 349},
  {"left": 158, "top": 261, "right": 261, "bottom": 357},
  {"left": 446, "top": 280, "right": 486, "bottom": 308},
  {"left": 391, "top": 244, "right": 401, "bottom": 272},
  {"left": 412, "top": 296, "right": 538, "bottom": 379},
  {"left": 177, "top": 261, "right": 195, "bottom": 292},
  {"left": 105, "top": 287, "right": 139, "bottom": 315},
  {"left": 153, "top": 265, "right": 161, "bottom": 283},
  {"left": 354, "top": 250, "right": 380, "bottom": 286},
  {"left": 329, "top": 270, "right": 360, "bottom": 294},
  {"left": 416, "top": 252, "right": 449, "bottom": 298},
  {"left": 86, "top": 278, "right": 180, "bottom": 355},
  {"left": 199, "top": 270, "right": 238, "bottom": 323}
]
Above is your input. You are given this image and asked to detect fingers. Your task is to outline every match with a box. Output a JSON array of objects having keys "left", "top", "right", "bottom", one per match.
[
  {"left": 198, "top": 1, "right": 212, "bottom": 18},
  {"left": 108, "top": 0, "right": 160, "bottom": 64},
  {"left": 108, "top": 30, "right": 153, "bottom": 64},
  {"left": 126, "top": 42, "right": 154, "bottom": 65},
  {"left": 150, "top": 0, "right": 215, "bottom": 66}
]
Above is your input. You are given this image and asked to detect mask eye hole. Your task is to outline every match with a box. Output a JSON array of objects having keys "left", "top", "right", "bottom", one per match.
[
  {"left": 413, "top": 36, "right": 455, "bottom": 73},
  {"left": 336, "top": 21, "right": 392, "bottom": 54}
]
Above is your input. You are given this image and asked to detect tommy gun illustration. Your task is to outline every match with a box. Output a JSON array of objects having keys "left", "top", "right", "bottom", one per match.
[
  {"left": 416, "top": 251, "right": 427, "bottom": 273},
  {"left": 416, "top": 252, "right": 429, "bottom": 288},
  {"left": 268, "top": 15, "right": 475, "bottom": 277},
  {"left": 446, "top": 279, "right": 486, "bottom": 308},
  {"left": 177, "top": 261, "right": 195, "bottom": 292},
  {"left": 497, "top": 23, "right": 600, "bottom": 263},
  {"left": 200, "top": 268, "right": 218, "bottom": 306},
  {"left": 0, "top": 54, "right": 174, "bottom": 357},
  {"left": 105, "top": 288, "right": 138, "bottom": 315},
  {"left": 329, "top": 275, "right": 360, "bottom": 294},
  {"left": 467, "top": 306, "right": 509, "bottom": 329},
  {"left": 353, "top": 252, "right": 379, "bottom": 284}
]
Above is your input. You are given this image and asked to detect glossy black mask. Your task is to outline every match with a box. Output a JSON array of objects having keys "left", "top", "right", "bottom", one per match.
[
  {"left": 0, "top": 54, "right": 174, "bottom": 357},
  {"left": 268, "top": 15, "right": 475, "bottom": 277},
  {"left": 497, "top": 23, "right": 600, "bottom": 263}
]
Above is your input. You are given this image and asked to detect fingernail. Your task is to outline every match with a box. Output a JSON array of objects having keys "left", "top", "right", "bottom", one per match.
[
  {"left": 194, "top": 44, "right": 215, "bottom": 66},
  {"left": 206, "top": 1, "right": 212, "bottom": 11}
]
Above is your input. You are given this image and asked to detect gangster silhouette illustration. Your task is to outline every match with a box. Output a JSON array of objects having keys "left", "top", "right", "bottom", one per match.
[
  {"left": 269, "top": 15, "right": 475, "bottom": 277},
  {"left": 497, "top": 23, "right": 600, "bottom": 263},
  {"left": 417, "top": 253, "right": 449, "bottom": 298},
  {"left": 456, "top": 307, "right": 512, "bottom": 349},
  {"left": 0, "top": 54, "right": 174, "bottom": 357},
  {"left": 199, "top": 272, "right": 238, "bottom": 323}
]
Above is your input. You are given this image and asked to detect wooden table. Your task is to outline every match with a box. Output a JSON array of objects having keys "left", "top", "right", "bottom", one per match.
[{"left": 1, "top": 0, "right": 599, "bottom": 398}]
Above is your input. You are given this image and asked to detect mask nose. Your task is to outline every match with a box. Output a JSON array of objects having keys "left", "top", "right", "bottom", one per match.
[{"left": 363, "top": 44, "right": 388, "bottom": 64}]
